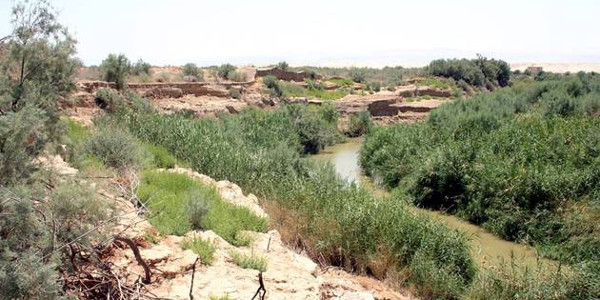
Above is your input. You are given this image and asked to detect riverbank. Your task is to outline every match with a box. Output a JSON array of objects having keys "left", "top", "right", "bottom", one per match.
[{"left": 311, "top": 139, "right": 555, "bottom": 268}]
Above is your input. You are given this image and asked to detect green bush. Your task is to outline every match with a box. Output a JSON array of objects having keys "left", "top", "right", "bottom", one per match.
[
  {"left": 85, "top": 126, "right": 142, "bottom": 170},
  {"left": 100, "top": 53, "right": 130, "bottom": 90},
  {"left": 347, "top": 111, "right": 373, "bottom": 137},
  {"left": 0, "top": 181, "right": 112, "bottom": 300},
  {"left": 49, "top": 182, "right": 112, "bottom": 247},
  {"left": 0, "top": 106, "right": 48, "bottom": 185},
  {"left": 131, "top": 59, "right": 151, "bottom": 75},
  {"left": 95, "top": 88, "right": 125, "bottom": 112},
  {"left": 182, "top": 236, "right": 217, "bottom": 265},
  {"left": 227, "top": 70, "right": 247, "bottom": 82},
  {"left": 0, "top": 186, "right": 62, "bottom": 300},
  {"left": 144, "top": 143, "right": 177, "bottom": 168},
  {"left": 361, "top": 73, "right": 600, "bottom": 298},
  {"left": 183, "top": 63, "right": 200, "bottom": 78},
  {"left": 307, "top": 80, "right": 323, "bottom": 90},
  {"left": 229, "top": 250, "right": 268, "bottom": 272},
  {"left": 427, "top": 55, "right": 510, "bottom": 89},
  {"left": 349, "top": 67, "right": 366, "bottom": 83},
  {"left": 217, "top": 63, "right": 236, "bottom": 79},
  {"left": 263, "top": 75, "right": 283, "bottom": 98},
  {"left": 366, "top": 81, "right": 382, "bottom": 92},
  {"left": 277, "top": 61, "right": 289, "bottom": 71},
  {"left": 328, "top": 78, "right": 354, "bottom": 87}
]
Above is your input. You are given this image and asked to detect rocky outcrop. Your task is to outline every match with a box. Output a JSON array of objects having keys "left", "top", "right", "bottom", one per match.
[
  {"left": 256, "top": 67, "right": 322, "bottom": 82},
  {"left": 104, "top": 167, "right": 413, "bottom": 300}
]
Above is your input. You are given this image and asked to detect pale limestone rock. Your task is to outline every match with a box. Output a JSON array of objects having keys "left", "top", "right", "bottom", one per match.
[
  {"left": 340, "top": 292, "right": 376, "bottom": 300},
  {"left": 33, "top": 154, "right": 78, "bottom": 176}
]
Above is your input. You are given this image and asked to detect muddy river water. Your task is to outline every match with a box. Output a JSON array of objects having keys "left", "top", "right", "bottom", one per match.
[{"left": 312, "top": 139, "right": 554, "bottom": 267}]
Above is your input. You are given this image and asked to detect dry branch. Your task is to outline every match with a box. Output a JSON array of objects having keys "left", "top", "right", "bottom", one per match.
[
  {"left": 113, "top": 234, "right": 152, "bottom": 284},
  {"left": 251, "top": 272, "right": 266, "bottom": 300},
  {"left": 189, "top": 257, "right": 200, "bottom": 300}
]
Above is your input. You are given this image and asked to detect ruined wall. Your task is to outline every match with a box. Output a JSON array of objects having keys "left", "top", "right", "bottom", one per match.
[
  {"left": 397, "top": 86, "right": 453, "bottom": 98},
  {"left": 77, "top": 81, "right": 253, "bottom": 99},
  {"left": 367, "top": 99, "right": 399, "bottom": 116},
  {"left": 255, "top": 67, "right": 322, "bottom": 82}
]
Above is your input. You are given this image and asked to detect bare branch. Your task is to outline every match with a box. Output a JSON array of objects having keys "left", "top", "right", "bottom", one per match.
[
  {"left": 113, "top": 235, "right": 152, "bottom": 284},
  {"left": 189, "top": 257, "right": 200, "bottom": 300}
]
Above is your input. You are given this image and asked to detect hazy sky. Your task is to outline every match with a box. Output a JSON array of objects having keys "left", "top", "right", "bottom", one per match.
[{"left": 1, "top": 0, "right": 599, "bottom": 66}]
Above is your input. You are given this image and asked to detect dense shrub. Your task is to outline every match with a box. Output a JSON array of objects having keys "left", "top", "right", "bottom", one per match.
[
  {"left": 100, "top": 54, "right": 131, "bottom": 90},
  {"left": 85, "top": 126, "right": 142, "bottom": 170},
  {"left": 0, "top": 2, "right": 113, "bottom": 298},
  {"left": 227, "top": 70, "right": 247, "bottom": 82},
  {"left": 277, "top": 61, "right": 289, "bottom": 71},
  {"left": 0, "top": 181, "right": 112, "bottom": 300},
  {"left": 366, "top": 81, "right": 382, "bottom": 92},
  {"left": 263, "top": 75, "right": 283, "bottom": 98},
  {"left": 306, "top": 79, "right": 323, "bottom": 90},
  {"left": 0, "top": 186, "right": 62, "bottom": 300},
  {"left": 347, "top": 111, "right": 373, "bottom": 137},
  {"left": 95, "top": 88, "right": 125, "bottom": 112},
  {"left": 427, "top": 56, "right": 510, "bottom": 88},
  {"left": 217, "top": 63, "right": 236, "bottom": 79},
  {"left": 0, "top": 107, "right": 48, "bottom": 185},
  {"left": 131, "top": 59, "right": 151, "bottom": 75},
  {"left": 361, "top": 74, "right": 600, "bottom": 298},
  {"left": 349, "top": 67, "right": 366, "bottom": 83},
  {"left": 145, "top": 143, "right": 177, "bottom": 168},
  {"left": 183, "top": 63, "right": 200, "bottom": 78},
  {"left": 285, "top": 104, "right": 339, "bottom": 153}
]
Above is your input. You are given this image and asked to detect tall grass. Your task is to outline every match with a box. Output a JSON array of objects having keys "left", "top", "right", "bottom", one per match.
[
  {"left": 115, "top": 103, "right": 476, "bottom": 299},
  {"left": 229, "top": 250, "right": 268, "bottom": 272},
  {"left": 182, "top": 236, "right": 217, "bottom": 265},
  {"left": 137, "top": 170, "right": 268, "bottom": 245},
  {"left": 361, "top": 73, "right": 600, "bottom": 298}
]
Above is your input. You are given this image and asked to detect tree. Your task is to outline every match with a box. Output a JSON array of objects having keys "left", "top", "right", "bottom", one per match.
[
  {"left": 217, "top": 63, "right": 236, "bottom": 79},
  {"left": 1, "top": 0, "right": 79, "bottom": 112},
  {"left": 0, "top": 2, "right": 98, "bottom": 299},
  {"left": 349, "top": 67, "right": 365, "bottom": 83},
  {"left": 131, "top": 59, "right": 151, "bottom": 75},
  {"left": 183, "top": 62, "right": 199, "bottom": 77},
  {"left": 1, "top": 0, "right": 79, "bottom": 183},
  {"left": 100, "top": 53, "right": 130, "bottom": 90},
  {"left": 277, "top": 61, "right": 289, "bottom": 71}
]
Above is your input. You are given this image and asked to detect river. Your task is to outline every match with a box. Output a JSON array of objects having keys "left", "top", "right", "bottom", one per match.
[{"left": 312, "top": 138, "right": 554, "bottom": 267}]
